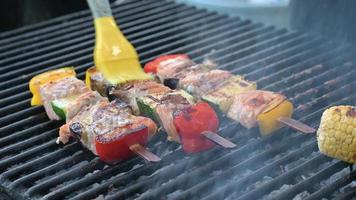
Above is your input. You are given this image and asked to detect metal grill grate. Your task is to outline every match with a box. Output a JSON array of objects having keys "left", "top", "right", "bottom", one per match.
[{"left": 0, "top": 0, "right": 355, "bottom": 199}]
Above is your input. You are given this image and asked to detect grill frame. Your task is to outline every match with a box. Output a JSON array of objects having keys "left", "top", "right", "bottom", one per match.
[{"left": 0, "top": 0, "right": 356, "bottom": 199}]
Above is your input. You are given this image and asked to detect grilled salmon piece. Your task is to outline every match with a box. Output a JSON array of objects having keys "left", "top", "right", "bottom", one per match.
[
  {"left": 40, "top": 77, "right": 90, "bottom": 120},
  {"left": 179, "top": 69, "right": 232, "bottom": 97},
  {"left": 227, "top": 90, "right": 287, "bottom": 129}
]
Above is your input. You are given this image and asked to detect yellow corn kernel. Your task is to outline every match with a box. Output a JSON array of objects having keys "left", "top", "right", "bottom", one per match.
[
  {"left": 257, "top": 100, "right": 294, "bottom": 136},
  {"left": 317, "top": 105, "right": 356, "bottom": 163}
]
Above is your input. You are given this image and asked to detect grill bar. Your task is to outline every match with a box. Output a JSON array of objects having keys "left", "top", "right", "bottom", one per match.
[
  {"left": 271, "top": 161, "right": 351, "bottom": 199},
  {"left": 308, "top": 169, "right": 356, "bottom": 200}
]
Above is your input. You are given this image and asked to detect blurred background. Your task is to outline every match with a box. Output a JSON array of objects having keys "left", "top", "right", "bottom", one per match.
[{"left": 1, "top": 0, "right": 356, "bottom": 43}]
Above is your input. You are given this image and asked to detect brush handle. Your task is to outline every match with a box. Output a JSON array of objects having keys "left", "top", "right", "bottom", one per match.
[{"left": 87, "top": 0, "right": 113, "bottom": 19}]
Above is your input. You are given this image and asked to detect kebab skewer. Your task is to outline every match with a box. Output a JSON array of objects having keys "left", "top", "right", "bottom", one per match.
[
  {"left": 29, "top": 67, "right": 160, "bottom": 164},
  {"left": 144, "top": 54, "right": 316, "bottom": 136},
  {"left": 147, "top": 54, "right": 356, "bottom": 166},
  {"left": 86, "top": 68, "right": 236, "bottom": 153}
]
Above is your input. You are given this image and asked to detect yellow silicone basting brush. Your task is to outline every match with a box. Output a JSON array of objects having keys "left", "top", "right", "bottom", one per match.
[{"left": 87, "top": 0, "right": 152, "bottom": 84}]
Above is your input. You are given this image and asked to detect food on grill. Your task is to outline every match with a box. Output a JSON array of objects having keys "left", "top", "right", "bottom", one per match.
[
  {"left": 202, "top": 76, "right": 257, "bottom": 114},
  {"left": 112, "top": 80, "right": 233, "bottom": 153},
  {"left": 86, "top": 67, "right": 113, "bottom": 97},
  {"left": 30, "top": 67, "right": 160, "bottom": 164},
  {"left": 173, "top": 102, "right": 220, "bottom": 153},
  {"left": 39, "top": 76, "right": 103, "bottom": 121},
  {"left": 29, "top": 67, "right": 76, "bottom": 105},
  {"left": 144, "top": 54, "right": 315, "bottom": 135},
  {"left": 317, "top": 105, "right": 356, "bottom": 163},
  {"left": 60, "top": 99, "right": 158, "bottom": 163},
  {"left": 134, "top": 90, "right": 195, "bottom": 142},
  {"left": 180, "top": 69, "right": 232, "bottom": 97},
  {"left": 144, "top": 54, "right": 257, "bottom": 113},
  {"left": 110, "top": 80, "right": 171, "bottom": 115},
  {"left": 88, "top": 69, "right": 236, "bottom": 153},
  {"left": 145, "top": 54, "right": 194, "bottom": 78},
  {"left": 227, "top": 90, "right": 293, "bottom": 135}
]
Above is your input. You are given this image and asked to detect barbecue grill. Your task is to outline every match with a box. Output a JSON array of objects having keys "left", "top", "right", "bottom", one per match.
[{"left": 1, "top": 0, "right": 356, "bottom": 199}]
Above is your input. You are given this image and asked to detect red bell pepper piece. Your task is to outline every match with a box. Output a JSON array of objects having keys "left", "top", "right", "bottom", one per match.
[
  {"left": 173, "top": 102, "right": 219, "bottom": 154},
  {"left": 144, "top": 54, "right": 190, "bottom": 74},
  {"left": 95, "top": 124, "right": 149, "bottom": 164}
]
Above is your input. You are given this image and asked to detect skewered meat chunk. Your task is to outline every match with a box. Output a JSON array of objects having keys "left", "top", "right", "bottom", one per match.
[
  {"left": 30, "top": 67, "right": 159, "bottom": 164},
  {"left": 112, "top": 80, "right": 172, "bottom": 115},
  {"left": 317, "top": 105, "right": 356, "bottom": 163},
  {"left": 113, "top": 82, "right": 221, "bottom": 153},
  {"left": 179, "top": 69, "right": 232, "bottom": 97},
  {"left": 60, "top": 99, "right": 157, "bottom": 164},
  {"left": 113, "top": 80, "right": 195, "bottom": 143},
  {"left": 202, "top": 75, "right": 257, "bottom": 114},
  {"left": 86, "top": 66, "right": 113, "bottom": 97},
  {"left": 144, "top": 54, "right": 257, "bottom": 114},
  {"left": 88, "top": 68, "right": 224, "bottom": 153},
  {"left": 40, "top": 77, "right": 104, "bottom": 122},
  {"left": 227, "top": 90, "right": 293, "bottom": 135},
  {"left": 144, "top": 54, "right": 315, "bottom": 136},
  {"left": 138, "top": 91, "right": 193, "bottom": 142},
  {"left": 153, "top": 54, "right": 195, "bottom": 81}
]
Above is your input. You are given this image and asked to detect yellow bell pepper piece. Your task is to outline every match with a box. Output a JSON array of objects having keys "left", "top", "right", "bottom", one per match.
[
  {"left": 29, "top": 67, "right": 76, "bottom": 106},
  {"left": 257, "top": 100, "right": 294, "bottom": 136}
]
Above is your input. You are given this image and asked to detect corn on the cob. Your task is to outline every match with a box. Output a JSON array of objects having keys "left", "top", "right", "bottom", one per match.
[{"left": 317, "top": 105, "right": 356, "bottom": 163}]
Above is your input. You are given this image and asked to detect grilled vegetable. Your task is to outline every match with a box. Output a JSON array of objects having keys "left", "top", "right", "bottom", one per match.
[
  {"left": 29, "top": 67, "right": 76, "bottom": 105},
  {"left": 144, "top": 54, "right": 191, "bottom": 74},
  {"left": 173, "top": 102, "right": 219, "bottom": 153},
  {"left": 32, "top": 68, "right": 160, "bottom": 164},
  {"left": 145, "top": 54, "right": 256, "bottom": 112},
  {"left": 317, "top": 105, "right": 356, "bottom": 163},
  {"left": 38, "top": 76, "right": 105, "bottom": 122},
  {"left": 202, "top": 75, "right": 257, "bottom": 114},
  {"left": 51, "top": 98, "right": 73, "bottom": 120},
  {"left": 50, "top": 91, "right": 103, "bottom": 121},
  {"left": 113, "top": 80, "right": 172, "bottom": 115},
  {"left": 127, "top": 89, "right": 195, "bottom": 142},
  {"left": 40, "top": 77, "right": 92, "bottom": 121},
  {"left": 227, "top": 90, "right": 293, "bottom": 135},
  {"left": 88, "top": 68, "right": 236, "bottom": 154},
  {"left": 95, "top": 124, "right": 149, "bottom": 163},
  {"left": 60, "top": 99, "right": 158, "bottom": 164},
  {"left": 85, "top": 66, "right": 114, "bottom": 97},
  {"left": 180, "top": 69, "right": 233, "bottom": 97},
  {"left": 146, "top": 54, "right": 315, "bottom": 136},
  {"left": 257, "top": 100, "right": 294, "bottom": 135},
  {"left": 163, "top": 78, "right": 180, "bottom": 89}
]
